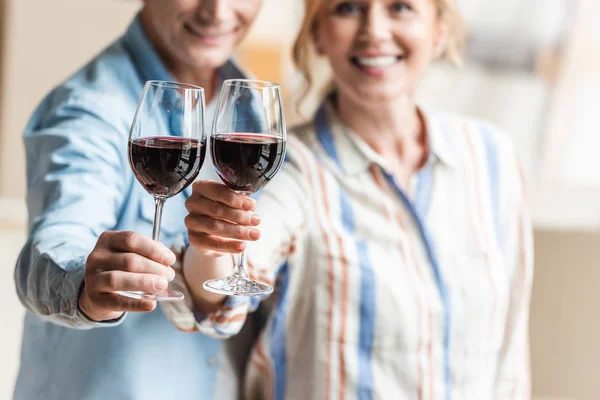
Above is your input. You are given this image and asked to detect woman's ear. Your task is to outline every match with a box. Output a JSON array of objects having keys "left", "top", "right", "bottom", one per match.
[
  {"left": 312, "top": 24, "right": 326, "bottom": 56},
  {"left": 434, "top": 20, "right": 449, "bottom": 59}
]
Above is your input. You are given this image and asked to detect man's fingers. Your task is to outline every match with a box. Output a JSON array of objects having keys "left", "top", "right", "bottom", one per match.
[
  {"left": 93, "top": 292, "right": 157, "bottom": 313},
  {"left": 89, "top": 270, "right": 169, "bottom": 293},
  {"left": 103, "top": 231, "right": 175, "bottom": 266},
  {"left": 89, "top": 251, "right": 175, "bottom": 279}
]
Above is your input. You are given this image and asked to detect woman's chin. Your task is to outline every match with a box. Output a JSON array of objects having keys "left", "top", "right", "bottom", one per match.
[{"left": 340, "top": 84, "right": 411, "bottom": 107}]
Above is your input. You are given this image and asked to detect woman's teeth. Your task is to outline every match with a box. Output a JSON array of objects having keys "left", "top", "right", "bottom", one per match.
[{"left": 353, "top": 56, "right": 399, "bottom": 67}]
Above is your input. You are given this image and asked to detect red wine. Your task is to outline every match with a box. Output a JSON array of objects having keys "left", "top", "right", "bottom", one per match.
[
  {"left": 211, "top": 133, "right": 286, "bottom": 194},
  {"left": 129, "top": 137, "right": 205, "bottom": 198}
]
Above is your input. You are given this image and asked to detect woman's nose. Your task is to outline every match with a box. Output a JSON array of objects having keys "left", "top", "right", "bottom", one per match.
[{"left": 361, "top": 3, "right": 394, "bottom": 42}]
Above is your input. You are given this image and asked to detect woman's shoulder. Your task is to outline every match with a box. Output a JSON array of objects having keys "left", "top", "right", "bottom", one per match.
[
  {"left": 287, "top": 119, "right": 316, "bottom": 139},
  {"left": 428, "top": 108, "right": 520, "bottom": 165},
  {"left": 277, "top": 120, "right": 324, "bottom": 175},
  {"left": 286, "top": 120, "right": 319, "bottom": 154}
]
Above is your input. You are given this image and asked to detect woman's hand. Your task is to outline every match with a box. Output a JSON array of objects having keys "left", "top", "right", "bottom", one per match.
[
  {"left": 181, "top": 180, "right": 262, "bottom": 312},
  {"left": 184, "top": 180, "right": 261, "bottom": 257}
]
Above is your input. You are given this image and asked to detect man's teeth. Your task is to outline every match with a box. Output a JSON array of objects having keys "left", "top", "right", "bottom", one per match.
[{"left": 355, "top": 56, "right": 398, "bottom": 67}]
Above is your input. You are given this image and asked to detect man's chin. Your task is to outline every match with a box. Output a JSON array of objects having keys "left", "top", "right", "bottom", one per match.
[{"left": 185, "top": 51, "right": 232, "bottom": 70}]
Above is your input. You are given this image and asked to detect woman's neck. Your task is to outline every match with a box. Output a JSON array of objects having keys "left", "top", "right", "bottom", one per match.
[
  {"left": 337, "top": 92, "right": 424, "bottom": 152},
  {"left": 336, "top": 92, "right": 428, "bottom": 186},
  {"left": 140, "top": 11, "right": 218, "bottom": 101}
]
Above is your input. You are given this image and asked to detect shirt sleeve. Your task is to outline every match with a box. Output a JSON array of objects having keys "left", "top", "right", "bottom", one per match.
[
  {"left": 494, "top": 143, "right": 534, "bottom": 399},
  {"left": 14, "top": 92, "right": 130, "bottom": 329},
  {"left": 161, "top": 136, "right": 311, "bottom": 338}
]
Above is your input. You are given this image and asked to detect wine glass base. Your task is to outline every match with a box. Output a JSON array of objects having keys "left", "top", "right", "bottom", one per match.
[
  {"left": 203, "top": 276, "right": 273, "bottom": 296},
  {"left": 115, "top": 290, "right": 184, "bottom": 302}
]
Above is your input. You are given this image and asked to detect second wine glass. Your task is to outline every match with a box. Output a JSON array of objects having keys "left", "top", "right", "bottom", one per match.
[{"left": 203, "top": 79, "right": 287, "bottom": 296}]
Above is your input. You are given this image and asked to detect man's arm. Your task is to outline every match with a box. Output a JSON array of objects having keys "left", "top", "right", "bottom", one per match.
[{"left": 15, "top": 93, "right": 173, "bottom": 328}]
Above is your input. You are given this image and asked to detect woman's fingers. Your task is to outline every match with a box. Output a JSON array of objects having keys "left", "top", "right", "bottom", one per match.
[
  {"left": 184, "top": 181, "right": 261, "bottom": 255},
  {"left": 185, "top": 215, "right": 261, "bottom": 241},
  {"left": 187, "top": 232, "right": 246, "bottom": 254},
  {"left": 191, "top": 180, "right": 256, "bottom": 211},
  {"left": 185, "top": 195, "right": 260, "bottom": 226}
]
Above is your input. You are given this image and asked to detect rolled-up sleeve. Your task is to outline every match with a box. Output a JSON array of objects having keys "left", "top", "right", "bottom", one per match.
[
  {"left": 14, "top": 92, "right": 129, "bottom": 329},
  {"left": 161, "top": 252, "right": 261, "bottom": 338}
]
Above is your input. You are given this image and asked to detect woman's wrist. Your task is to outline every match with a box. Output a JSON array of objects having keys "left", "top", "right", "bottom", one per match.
[{"left": 182, "top": 245, "right": 232, "bottom": 314}]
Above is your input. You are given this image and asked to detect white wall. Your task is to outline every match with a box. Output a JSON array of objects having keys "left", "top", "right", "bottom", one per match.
[{"left": 0, "top": 0, "right": 141, "bottom": 199}]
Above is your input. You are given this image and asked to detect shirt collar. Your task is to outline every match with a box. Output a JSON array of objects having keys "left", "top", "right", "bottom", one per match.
[
  {"left": 419, "top": 104, "right": 457, "bottom": 169},
  {"left": 122, "top": 14, "right": 251, "bottom": 85},
  {"left": 122, "top": 15, "right": 173, "bottom": 83},
  {"left": 313, "top": 95, "right": 457, "bottom": 176}
]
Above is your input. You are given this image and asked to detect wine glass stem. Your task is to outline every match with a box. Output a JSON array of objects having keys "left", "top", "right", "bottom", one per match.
[
  {"left": 232, "top": 251, "right": 249, "bottom": 279},
  {"left": 152, "top": 197, "right": 165, "bottom": 242}
]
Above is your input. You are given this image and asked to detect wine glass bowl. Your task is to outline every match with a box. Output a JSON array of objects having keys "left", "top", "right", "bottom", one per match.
[
  {"left": 129, "top": 136, "right": 205, "bottom": 198},
  {"left": 211, "top": 133, "right": 286, "bottom": 194}
]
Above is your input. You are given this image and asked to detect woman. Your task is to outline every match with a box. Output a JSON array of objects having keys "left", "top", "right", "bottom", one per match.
[
  {"left": 13, "top": 1, "right": 263, "bottom": 399},
  {"left": 164, "top": 0, "right": 533, "bottom": 398}
]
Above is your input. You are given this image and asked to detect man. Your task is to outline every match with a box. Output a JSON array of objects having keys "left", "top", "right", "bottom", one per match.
[{"left": 13, "top": 1, "right": 262, "bottom": 399}]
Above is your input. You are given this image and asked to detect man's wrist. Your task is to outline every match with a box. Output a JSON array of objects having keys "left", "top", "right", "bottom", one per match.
[{"left": 78, "top": 283, "right": 124, "bottom": 323}]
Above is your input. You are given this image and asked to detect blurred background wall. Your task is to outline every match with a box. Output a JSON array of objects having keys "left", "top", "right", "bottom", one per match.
[{"left": 0, "top": 0, "right": 599, "bottom": 399}]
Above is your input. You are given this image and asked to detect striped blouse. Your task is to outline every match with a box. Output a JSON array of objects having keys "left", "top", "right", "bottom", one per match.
[{"left": 162, "top": 99, "right": 533, "bottom": 400}]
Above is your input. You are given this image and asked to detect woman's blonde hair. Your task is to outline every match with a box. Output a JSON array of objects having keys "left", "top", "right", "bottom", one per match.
[{"left": 291, "top": 0, "right": 466, "bottom": 110}]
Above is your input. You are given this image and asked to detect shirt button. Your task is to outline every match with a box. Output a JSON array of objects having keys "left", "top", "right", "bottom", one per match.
[
  {"left": 65, "top": 300, "right": 71, "bottom": 313},
  {"left": 207, "top": 357, "right": 218, "bottom": 366}
]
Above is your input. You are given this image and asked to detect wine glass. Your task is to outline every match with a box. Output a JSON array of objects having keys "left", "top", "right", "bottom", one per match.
[
  {"left": 203, "top": 79, "right": 287, "bottom": 296},
  {"left": 118, "top": 80, "right": 206, "bottom": 302}
]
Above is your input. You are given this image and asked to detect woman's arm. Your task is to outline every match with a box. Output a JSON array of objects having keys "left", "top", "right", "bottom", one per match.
[
  {"left": 494, "top": 143, "right": 535, "bottom": 399},
  {"left": 182, "top": 181, "right": 259, "bottom": 314},
  {"left": 162, "top": 138, "right": 311, "bottom": 337}
]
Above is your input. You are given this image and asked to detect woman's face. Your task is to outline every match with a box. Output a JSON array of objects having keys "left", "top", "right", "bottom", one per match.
[
  {"left": 314, "top": 0, "right": 445, "bottom": 105},
  {"left": 142, "top": 0, "right": 262, "bottom": 71}
]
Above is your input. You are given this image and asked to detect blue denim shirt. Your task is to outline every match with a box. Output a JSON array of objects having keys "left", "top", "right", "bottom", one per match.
[{"left": 13, "top": 16, "right": 251, "bottom": 400}]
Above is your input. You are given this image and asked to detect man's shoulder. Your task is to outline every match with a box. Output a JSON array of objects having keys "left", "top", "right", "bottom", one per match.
[{"left": 28, "top": 39, "right": 141, "bottom": 133}]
